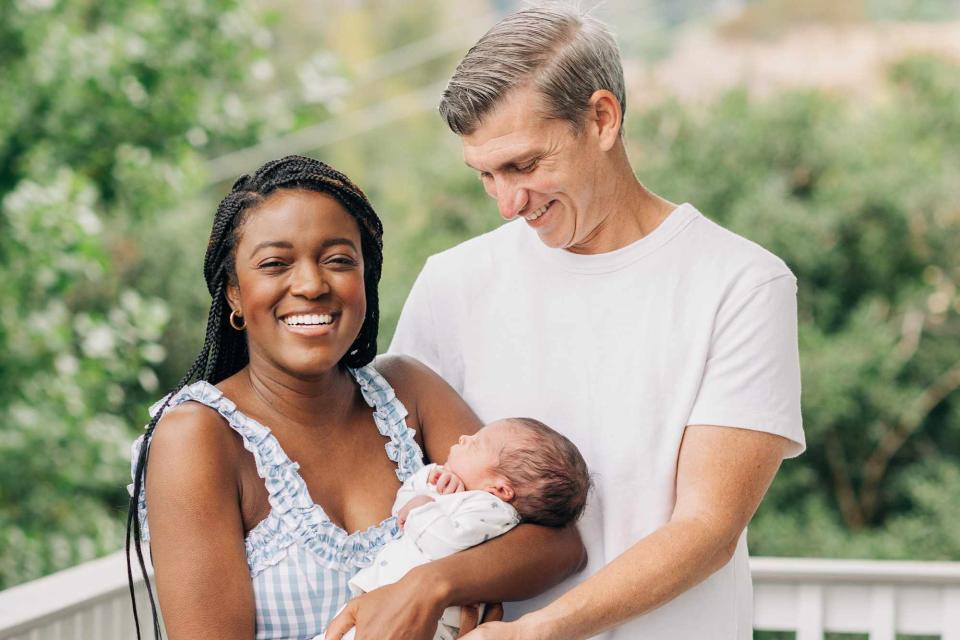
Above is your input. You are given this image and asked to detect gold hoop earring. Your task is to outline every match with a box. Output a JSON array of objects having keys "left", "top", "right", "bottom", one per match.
[{"left": 229, "top": 310, "right": 246, "bottom": 331}]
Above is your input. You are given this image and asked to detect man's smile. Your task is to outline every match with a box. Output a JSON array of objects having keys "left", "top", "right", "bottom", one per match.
[{"left": 524, "top": 200, "right": 556, "bottom": 224}]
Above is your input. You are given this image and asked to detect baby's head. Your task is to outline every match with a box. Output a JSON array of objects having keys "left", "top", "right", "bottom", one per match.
[{"left": 444, "top": 417, "right": 590, "bottom": 528}]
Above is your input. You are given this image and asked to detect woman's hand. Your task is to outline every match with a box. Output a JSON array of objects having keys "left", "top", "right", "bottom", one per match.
[{"left": 324, "top": 569, "right": 450, "bottom": 640}]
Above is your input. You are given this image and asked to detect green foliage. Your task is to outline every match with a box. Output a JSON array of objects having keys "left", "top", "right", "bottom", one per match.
[
  {"left": 629, "top": 54, "right": 960, "bottom": 557},
  {"left": 0, "top": 0, "right": 286, "bottom": 589}
]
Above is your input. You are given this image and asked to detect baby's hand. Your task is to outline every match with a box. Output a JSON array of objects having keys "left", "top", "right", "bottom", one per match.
[
  {"left": 397, "top": 495, "right": 434, "bottom": 529},
  {"left": 429, "top": 466, "right": 465, "bottom": 495}
]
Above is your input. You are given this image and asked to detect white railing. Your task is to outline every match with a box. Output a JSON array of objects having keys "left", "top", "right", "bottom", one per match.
[
  {"left": 2, "top": 553, "right": 959, "bottom": 639},
  {"left": 0, "top": 551, "right": 161, "bottom": 640},
  {"left": 752, "top": 557, "right": 960, "bottom": 639}
]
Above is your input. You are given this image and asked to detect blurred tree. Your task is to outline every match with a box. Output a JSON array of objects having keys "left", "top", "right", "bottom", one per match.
[
  {"left": 0, "top": 0, "right": 294, "bottom": 588},
  {"left": 630, "top": 54, "right": 960, "bottom": 558}
]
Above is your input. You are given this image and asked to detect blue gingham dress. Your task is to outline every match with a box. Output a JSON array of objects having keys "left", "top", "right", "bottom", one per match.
[{"left": 129, "top": 364, "right": 425, "bottom": 639}]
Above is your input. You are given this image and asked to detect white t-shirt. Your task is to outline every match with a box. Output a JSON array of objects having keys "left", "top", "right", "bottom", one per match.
[{"left": 388, "top": 203, "right": 805, "bottom": 639}]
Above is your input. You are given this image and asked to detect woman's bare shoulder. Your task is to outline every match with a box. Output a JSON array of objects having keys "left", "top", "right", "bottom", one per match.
[
  {"left": 148, "top": 399, "right": 244, "bottom": 485},
  {"left": 372, "top": 354, "right": 456, "bottom": 416},
  {"left": 374, "top": 354, "right": 443, "bottom": 391},
  {"left": 373, "top": 355, "right": 481, "bottom": 463}
]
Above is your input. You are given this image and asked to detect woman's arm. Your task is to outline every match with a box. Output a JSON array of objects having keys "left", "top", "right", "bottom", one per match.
[
  {"left": 144, "top": 403, "right": 255, "bottom": 639},
  {"left": 324, "top": 357, "right": 586, "bottom": 640}
]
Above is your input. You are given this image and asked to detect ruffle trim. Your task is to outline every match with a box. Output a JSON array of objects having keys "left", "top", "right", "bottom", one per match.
[
  {"left": 127, "top": 364, "right": 426, "bottom": 576},
  {"left": 351, "top": 365, "right": 425, "bottom": 484}
]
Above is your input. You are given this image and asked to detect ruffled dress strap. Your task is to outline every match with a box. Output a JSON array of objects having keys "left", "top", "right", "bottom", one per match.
[
  {"left": 350, "top": 363, "right": 425, "bottom": 483},
  {"left": 128, "top": 364, "right": 425, "bottom": 575}
]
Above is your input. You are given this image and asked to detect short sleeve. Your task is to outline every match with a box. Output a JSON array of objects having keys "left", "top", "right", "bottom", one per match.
[
  {"left": 687, "top": 274, "right": 805, "bottom": 457},
  {"left": 388, "top": 258, "right": 465, "bottom": 394}
]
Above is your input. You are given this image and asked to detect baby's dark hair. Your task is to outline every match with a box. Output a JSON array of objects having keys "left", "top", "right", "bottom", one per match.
[
  {"left": 497, "top": 418, "right": 590, "bottom": 528},
  {"left": 125, "top": 155, "right": 383, "bottom": 639}
]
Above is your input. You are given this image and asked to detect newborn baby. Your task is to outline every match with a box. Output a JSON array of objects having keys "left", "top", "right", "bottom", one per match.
[{"left": 333, "top": 417, "right": 590, "bottom": 640}]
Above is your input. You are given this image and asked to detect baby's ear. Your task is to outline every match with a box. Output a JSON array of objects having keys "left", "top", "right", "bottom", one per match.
[{"left": 488, "top": 479, "right": 515, "bottom": 502}]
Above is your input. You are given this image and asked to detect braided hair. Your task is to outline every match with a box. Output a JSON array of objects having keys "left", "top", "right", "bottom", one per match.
[{"left": 125, "top": 155, "right": 384, "bottom": 639}]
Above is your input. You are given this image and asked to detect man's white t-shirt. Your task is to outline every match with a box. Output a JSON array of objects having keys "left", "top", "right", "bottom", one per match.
[{"left": 389, "top": 203, "right": 805, "bottom": 639}]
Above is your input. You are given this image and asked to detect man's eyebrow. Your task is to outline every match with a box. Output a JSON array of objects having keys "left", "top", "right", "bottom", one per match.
[
  {"left": 464, "top": 154, "right": 540, "bottom": 173},
  {"left": 248, "top": 237, "right": 358, "bottom": 258}
]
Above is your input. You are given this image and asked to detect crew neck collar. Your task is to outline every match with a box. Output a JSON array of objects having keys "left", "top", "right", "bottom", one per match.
[{"left": 522, "top": 203, "right": 699, "bottom": 274}]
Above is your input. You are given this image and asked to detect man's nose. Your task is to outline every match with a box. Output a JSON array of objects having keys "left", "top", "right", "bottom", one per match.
[
  {"left": 496, "top": 181, "right": 528, "bottom": 221},
  {"left": 290, "top": 263, "right": 329, "bottom": 298}
]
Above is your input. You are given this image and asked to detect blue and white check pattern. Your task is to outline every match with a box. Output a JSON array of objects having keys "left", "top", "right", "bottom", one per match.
[{"left": 130, "top": 364, "right": 425, "bottom": 639}]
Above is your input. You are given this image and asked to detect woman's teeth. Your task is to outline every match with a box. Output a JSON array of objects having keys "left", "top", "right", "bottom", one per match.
[
  {"left": 524, "top": 202, "right": 551, "bottom": 221},
  {"left": 283, "top": 314, "right": 333, "bottom": 326}
]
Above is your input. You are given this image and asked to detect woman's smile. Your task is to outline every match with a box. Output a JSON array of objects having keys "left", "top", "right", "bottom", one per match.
[{"left": 278, "top": 310, "right": 339, "bottom": 337}]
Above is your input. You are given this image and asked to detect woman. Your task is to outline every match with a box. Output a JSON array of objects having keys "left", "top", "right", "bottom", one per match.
[{"left": 127, "top": 156, "right": 584, "bottom": 640}]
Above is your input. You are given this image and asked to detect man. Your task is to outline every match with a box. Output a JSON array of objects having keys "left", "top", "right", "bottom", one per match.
[{"left": 389, "top": 5, "right": 805, "bottom": 640}]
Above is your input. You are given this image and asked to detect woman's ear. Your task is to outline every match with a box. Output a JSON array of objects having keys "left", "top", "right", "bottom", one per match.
[{"left": 225, "top": 281, "right": 241, "bottom": 316}]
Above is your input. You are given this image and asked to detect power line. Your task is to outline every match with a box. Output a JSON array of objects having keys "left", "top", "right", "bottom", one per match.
[
  {"left": 205, "top": 81, "right": 447, "bottom": 183},
  {"left": 351, "top": 11, "right": 500, "bottom": 87}
]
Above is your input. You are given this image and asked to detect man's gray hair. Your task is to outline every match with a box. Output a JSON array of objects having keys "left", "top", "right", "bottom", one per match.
[{"left": 439, "top": 4, "right": 626, "bottom": 136}]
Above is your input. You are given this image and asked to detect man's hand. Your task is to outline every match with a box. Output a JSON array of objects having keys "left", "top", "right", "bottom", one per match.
[
  {"left": 456, "top": 604, "right": 505, "bottom": 638},
  {"left": 459, "top": 615, "right": 541, "bottom": 640},
  {"left": 429, "top": 466, "right": 465, "bottom": 494},
  {"left": 397, "top": 495, "right": 435, "bottom": 529},
  {"left": 459, "top": 622, "right": 514, "bottom": 639}
]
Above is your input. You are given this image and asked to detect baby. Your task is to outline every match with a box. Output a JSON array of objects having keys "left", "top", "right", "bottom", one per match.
[{"left": 335, "top": 417, "right": 590, "bottom": 640}]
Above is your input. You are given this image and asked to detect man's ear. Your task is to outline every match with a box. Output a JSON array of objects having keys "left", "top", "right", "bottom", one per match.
[
  {"left": 487, "top": 478, "right": 515, "bottom": 503},
  {"left": 587, "top": 89, "right": 622, "bottom": 152}
]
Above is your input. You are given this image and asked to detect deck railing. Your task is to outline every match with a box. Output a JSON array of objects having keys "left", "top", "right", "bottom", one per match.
[
  {"left": 1, "top": 552, "right": 959, "bottom": 639},
  {"left": 752, "top": 556, "right": 960, "bottom": 639},
  {"left": 0, "top": 551, "right": 161, "bottom": 640}
]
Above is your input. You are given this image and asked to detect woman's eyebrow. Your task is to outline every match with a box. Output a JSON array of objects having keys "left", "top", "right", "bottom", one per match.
[
  {"left": 248, "top": 238, "right": 358, "bottom": 258},
  {"left": 320, "top": 237, "right": 359, "bottom": 252},
  {"left": 249, "top": 240, "right": 293, "bottom": 258}
]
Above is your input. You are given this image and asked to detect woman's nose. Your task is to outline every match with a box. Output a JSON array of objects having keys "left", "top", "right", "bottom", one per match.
[
  {"left": 290, "top": 264, "right": 329, "bottom": 298},
  {"left": 459, "top": 435, "right": 469, "bottom": 445}
]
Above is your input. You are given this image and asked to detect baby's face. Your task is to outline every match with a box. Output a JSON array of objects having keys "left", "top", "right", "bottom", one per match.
[{"left": 444, "top": 419, "right": 519, "bottom": 491}]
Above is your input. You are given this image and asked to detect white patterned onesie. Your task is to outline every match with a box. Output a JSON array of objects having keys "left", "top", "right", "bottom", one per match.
[{"left": 339, "top": 463, "right": 520, "bottom": 640}]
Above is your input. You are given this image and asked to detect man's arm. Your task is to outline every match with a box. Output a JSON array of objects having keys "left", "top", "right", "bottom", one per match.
[{"left": 463, "top": 424, "right": 791, "bottom": 640}]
